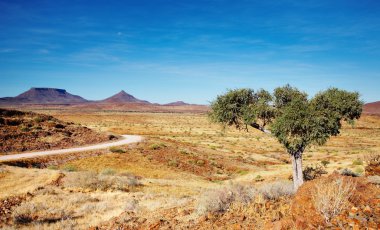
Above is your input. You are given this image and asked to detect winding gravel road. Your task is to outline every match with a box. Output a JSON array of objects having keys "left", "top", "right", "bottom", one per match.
[{"left": 0, "top": 135, "right": 144, "bottom": 162}]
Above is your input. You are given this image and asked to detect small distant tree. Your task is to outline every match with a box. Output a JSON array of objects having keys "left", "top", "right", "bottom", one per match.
[{"left": 209, "top": 85, "right": 362, "bottom": 190}]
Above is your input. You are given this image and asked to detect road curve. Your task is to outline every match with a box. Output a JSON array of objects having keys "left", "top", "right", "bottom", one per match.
[{"left": 0, "top": 135, "right": 144, "bottom": 162}]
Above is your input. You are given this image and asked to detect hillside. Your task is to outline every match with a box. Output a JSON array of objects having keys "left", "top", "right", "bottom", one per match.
[
  {"left": 0, "top": 88, "right": 87, "bottom": 104},
  {"left": 0, "top": 88, "right": 209, "bottom": 113},
  {"left": 99, "top": 90, "right": 150, "bottom": 104},
  {"left": 0, "top": 109, "right": 113, "bottom": 154},
  {"left": 163, "top": 101, "right": 189, "bottom": 106},
  {"left": 364, "top": 101, "right": 380, "bottom": 115}
]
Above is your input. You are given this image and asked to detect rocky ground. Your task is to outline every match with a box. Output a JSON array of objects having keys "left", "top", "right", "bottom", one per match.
[{"left": 0, "top": 109, "right": 115, "bottom": 154}]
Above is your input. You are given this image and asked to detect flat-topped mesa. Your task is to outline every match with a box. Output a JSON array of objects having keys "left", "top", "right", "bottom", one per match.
[
  {"left": 100, "top": 90, "right": 150, "bottom": 104},
  {"left": 0, "top": 87, "right": 87, "bottom": 104}
]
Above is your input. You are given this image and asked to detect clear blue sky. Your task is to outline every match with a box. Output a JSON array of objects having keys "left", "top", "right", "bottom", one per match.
[{"left": 1, "top": 0, "right": 379, "bottom": 104}]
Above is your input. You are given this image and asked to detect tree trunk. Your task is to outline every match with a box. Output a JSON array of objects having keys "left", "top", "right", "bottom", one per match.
[{"left": 291, "top": 152, "right": 304, "bottom": 191}]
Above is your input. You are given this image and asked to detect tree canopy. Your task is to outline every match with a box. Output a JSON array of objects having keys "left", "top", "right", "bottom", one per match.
[{"left": 209, "top": 85, "right": 363, "bottom": 189}]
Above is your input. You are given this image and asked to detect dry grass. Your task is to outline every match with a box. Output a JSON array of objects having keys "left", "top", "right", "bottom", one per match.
[
  {"left": 312, "top": 178, "right": 356, "bottom": 223},
  {"left": 196, "top": 183, "right": 257, "bottom": 215},
  {"left": 63, "top": 171, "right": 141, "bottom": 192},
  {"left": 50, "top": 112, "right": 380, "bottom": 182},
  {"left": 0, "top": 166, "right": 61, "bottom": 199},
  {"left": 2, "top": 111, "right": 380, "bottom": 229}
]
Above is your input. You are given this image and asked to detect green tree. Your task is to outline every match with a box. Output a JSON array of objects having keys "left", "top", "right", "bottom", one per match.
[{"left": 209, "top": 85, "right": 362, "bottom": 190}]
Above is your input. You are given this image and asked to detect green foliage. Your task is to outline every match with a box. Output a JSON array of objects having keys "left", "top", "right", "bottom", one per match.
[
  {"left": 302, "top": 164, "right": 327, "bottom": 181},
  {"left": 150, "top": 143, "right": 166, "bottom": 150},
  {"left": 210, "top": 85, "right": 362, "bottom": 156},
  {"left": 321, "top": 160, "right": 330, "bottom": 167},
  {"left": 352, "top": 159, "right": 363, "bottom": 165},
  {"left": 62, "top": 165, "right": 77, "bottom": 172},
  {"left": 209, "top": 88, "right": 275, "bottom": 130},
  {"left": 109, "top": 147, "right": 126, "bottom": 153},
  {"left": 273, "top": 84, "right": 308, "bottom": 110},
  {"left": 209, "top": 85, "right": 363, "bottom": 188}
]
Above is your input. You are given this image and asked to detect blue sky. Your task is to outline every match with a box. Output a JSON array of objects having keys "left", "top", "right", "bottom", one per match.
[{"left": 0, "top": 0, "right": 379, "bottom": 104}]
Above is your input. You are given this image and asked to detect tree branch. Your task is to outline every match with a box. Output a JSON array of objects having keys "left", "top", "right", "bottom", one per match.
[{"left": 250, "top": 123, "right": 271, "bottom": 134}]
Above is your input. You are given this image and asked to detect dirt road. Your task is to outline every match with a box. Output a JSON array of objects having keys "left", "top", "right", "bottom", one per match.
[{"left": 0, "top": 135, "right": 143, "bottom": 161}]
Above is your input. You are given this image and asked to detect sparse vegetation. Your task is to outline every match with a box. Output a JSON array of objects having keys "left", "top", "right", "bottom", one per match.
[
  {"left": 196, "top": 183, "right": 257, "bottom": 215},
  {"left": 340, "top": 168, "right": 360, "bottom": 177},
  {"left": 63, "top": 171, "right": 140, "bottom": 192},
  {"left": 258, "top": 181, "right": 294, "bottom": 200},
  {"left": 109, "top": 146, "right": 126, "bottom": 153},
  {"left": 313, "top": 178, "right": 355, "bottom": 223}
]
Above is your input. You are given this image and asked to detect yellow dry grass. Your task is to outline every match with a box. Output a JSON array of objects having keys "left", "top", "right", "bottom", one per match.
[
  {"left": 0, "top": 166, "right": 61, "bottom": 199},
  {"left": 2, "top": 110, "right": 379, "bottom": 229},
  {"left": 51, "top": 112, "right": 380, "bottom": 181}
]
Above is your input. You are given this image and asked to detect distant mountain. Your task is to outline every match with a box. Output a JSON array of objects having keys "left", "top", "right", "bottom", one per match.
[
  {"left": 363, "top": 101, "right": 380, "bottom": 115},
  {"left": 99, "top": 90, "right": 150, "bottom": 104},
  {"left": 0, "top": 88, "right": 87, "bottom": 104},
  {"left": 164, "top": 101, "right": 190, "bottom": 106}
]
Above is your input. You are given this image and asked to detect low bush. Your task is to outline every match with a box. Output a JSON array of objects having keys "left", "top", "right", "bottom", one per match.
[
  {"left": 62, "top": 165, "right": 77, "bottom": 172},
  {"left": 303, "top": 164, "right": 327, "bottom": 181},
  {"left": 196, "top": 183, "right": 257, "bottom": 215},
  {"left": 101, "top": 168, "right": 116, "bottom": 175},
  {"left": 109, "top": 147, "right": 126, "bottom": 153},
  {"left": 312, "top": 178, "right": 355, "bottom": 223},
  {"left": 54, "top": 124, "right": 65, "bottom": 129},
  {"left": 13, "top": 202, "right": 73, "bottom": 224},
  {"left": 340, "top": 168, "right": 359, "bottom": 177},
  {"left": 352, "top": 159, "right": 363, "bottom": 166},
  {"left": 258, "top": 181, "right": 294, "bottom": 200},
  {"left": 34, "top": 116, "right": 46, "bottom": 123},
  {"left": 321, "top": 160, "right": 330, "bottom": 167},
  {"left": 150, "top": 143, "right": 166, "bottom": 150}
]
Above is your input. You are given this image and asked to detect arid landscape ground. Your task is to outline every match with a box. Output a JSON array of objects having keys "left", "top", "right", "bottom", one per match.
[{"left": 1, "top": 107, "right": 379, "bottom": 229}]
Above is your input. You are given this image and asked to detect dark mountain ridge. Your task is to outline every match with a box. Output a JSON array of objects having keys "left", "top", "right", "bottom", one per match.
[{"left": 0, "top": 88, "right": 87, "bottom": 104}]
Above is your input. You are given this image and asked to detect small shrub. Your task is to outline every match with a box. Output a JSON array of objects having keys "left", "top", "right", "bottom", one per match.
[
  {"left": 196, "top": 160, "right": 205, "bottom": 166},
  {"left": 34, "top": 116, "right": 46, "bottom": 123},
  {"left": 47, "top": 165, "right": 58, "bottom": 170},
  {"left": 255, "top": 175, "right": 264, "bottom": 182},
  {"left": 258, "top": 181, "right": 294, "bottom": 200},
  {"left": 150, "top": 144, "right": 160, "bottom": 150},
  {"left": 13, "top": 202, "right": 73, "bottom": 224},
  {"left": 54, "top": 124, "right": 65, "bottom": 129},
  {"left": 109, "top": 147, "right": 126, "bottom": 153},
  {"left": 352, "top": 159, "right": 363, "bottom": 166},
  {"left": 20, "top": 126, "right": 30, "bottom": 132},
  {"left": 238, "top": 170, "right": 249, "bottom": 176},
  {"left": 354, "top": 167, "right": 364, "bottom": 174},
  {"left": 303, "top": 164, "right": 327, "bottom": 181},
  {"left": 340, "top": 168, "right": 359, "bottom": 177},
  {"left": 321, "top": 160, "right": 330, "bottom": 167},
  {"left": 168, "top": 159, "right": 179, "bottom": 167},
  {"left": 101, "top": 168, "right": 116, "bottom": 175},
  {"left": 180, "top": 149, "right": 189, "bottom": 155},
  {"left": 62, "top": 165, "right": 77, "bottom": 172},
  {"left": 313, "top": 178, "right": 355, "bottom": 223},
  {"left": 196, "top": 183, "right": 257, "bottom": 215}
]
